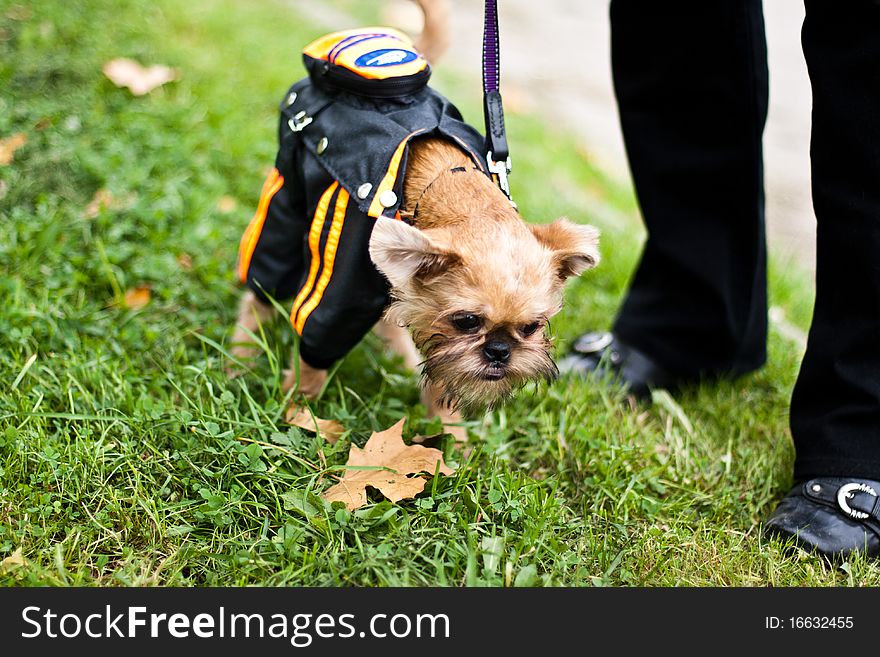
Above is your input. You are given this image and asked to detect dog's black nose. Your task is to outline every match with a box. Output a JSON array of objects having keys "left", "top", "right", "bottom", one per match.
[{"left": 483, "top": 341, "right": 511, "bottom": 363}]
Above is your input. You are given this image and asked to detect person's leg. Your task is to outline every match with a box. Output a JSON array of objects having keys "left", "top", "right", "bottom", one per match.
[
  {"left": 565, "top": 0, "right": 769, "bottom": 387},
  {"left": 763, "top": 0, "right": 880, "bottom": 559},
  {"left": 790, "top": 0, "right": 880, "bottom": 480}
]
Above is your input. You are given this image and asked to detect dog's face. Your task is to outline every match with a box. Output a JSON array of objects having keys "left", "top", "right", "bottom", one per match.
[{"left": 369, "top": 216, "right": 599, "bottom": 410}]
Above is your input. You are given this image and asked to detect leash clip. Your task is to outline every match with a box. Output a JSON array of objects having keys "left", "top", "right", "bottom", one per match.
[{"left": 487, "top": 150, "right": 515, "bottom": 208}]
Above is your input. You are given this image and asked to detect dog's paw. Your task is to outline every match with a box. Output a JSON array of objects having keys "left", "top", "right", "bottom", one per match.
[{"left": 282, "top": 362, "right": 327, "bottom": 398}]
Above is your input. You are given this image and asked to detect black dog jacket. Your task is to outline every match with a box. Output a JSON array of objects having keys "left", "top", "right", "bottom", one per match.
[{"left": 237, "top": 28, "right": 488, "bottom": 368}]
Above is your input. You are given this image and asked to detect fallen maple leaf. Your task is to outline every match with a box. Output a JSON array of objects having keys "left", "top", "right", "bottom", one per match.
[
  {"left": 0, "top": 547, "right": 26, "bottom": 573},
  {"left": 286, "top": 406, "right": 345, "bottom": 444},
  {"left": 123, "top": 285, "right": 151, "bottom": 309},
  {"left": 322, "top": 418, "right": 454, "bottom": 510},
  {"left": 102, "top": 58, "right": 178, "bottom": 96},
  {"left": 0, "top": 132, "right": 27, "bottom": 165}
]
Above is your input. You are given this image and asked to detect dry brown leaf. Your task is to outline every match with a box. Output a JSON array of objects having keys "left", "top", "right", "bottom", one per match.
[
  {"left": 84, "top": 189, "right": 114, "bottom": 218},
  {"left": 84, "top": 188, "right": 136, "bottom": 218},
  {"left": 322, "top": 418, "right": 455, "bottom": 510},
  {"left": 0, "top": 547, "right": 26, "bottom": 572},
  {"left": 217, "top": 196, "right": 237, "bottom": 213},
  {"left": 123, "top": 285, "right": 151, "bottom": 309},
  {"left": 177, "top": 253, "right": 193, "bottom": 271},
  {"left": 103, "top": 58, "right": 178, "bottom": 96},
  {"left": 286, "top": 406, "right": 345, "bottom": 444},
  {"left": 0, "top": 132, "right": 27, "bottom": 165}
]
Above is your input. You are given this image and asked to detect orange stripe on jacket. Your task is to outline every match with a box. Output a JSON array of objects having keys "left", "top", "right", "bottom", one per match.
[
  {"left": 238, "top": 168, "right": 284, "bottom": 283},
  {"left": 294, "top": 186, "right": 350, "bottom": 334},
  {"left": 367, "top": 129, "right": 424, "bottom": 218},
  {"left": 290, "top": 182, "right": 339, "bottom": 331}
]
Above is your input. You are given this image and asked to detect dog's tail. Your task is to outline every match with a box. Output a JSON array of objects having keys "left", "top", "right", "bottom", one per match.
[{"left": 412, "top": 0, "right": 450, "bottom": 64}]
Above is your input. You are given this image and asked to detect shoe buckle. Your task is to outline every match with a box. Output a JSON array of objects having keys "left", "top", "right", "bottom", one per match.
[
  {"left": 836, "top": 482, "right": 878, "bottom": 520},
  {"left": 574, "top": 332, "right": 614, "bottom": 355}
]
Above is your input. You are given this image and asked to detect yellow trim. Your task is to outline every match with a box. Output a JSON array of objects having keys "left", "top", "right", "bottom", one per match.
[
  {"left": 289, "top": 182, "right": 338, "bottom": 331},
  {"left": 367, "top": 129, "right": 424, "bottom": 218},
  {"left": 238, "top": 168, "right": 283, "bottom": 283},
  {"left": 294, "top": 187, "right": 350, "bottom": 333}
]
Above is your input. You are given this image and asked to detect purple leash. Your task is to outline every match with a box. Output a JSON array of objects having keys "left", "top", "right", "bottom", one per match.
[
  {"left": 482, "top": 0, "right": 501, "bottom": 96},
  {"left": 482, "top": 0, "right": 514, "bottom": 205}
]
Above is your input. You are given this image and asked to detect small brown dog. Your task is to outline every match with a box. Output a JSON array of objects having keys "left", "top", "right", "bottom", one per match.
[
  {"left": 369, "top": 139, "right": 600, "bottom": 415},
  {"left": 230, "top": 5, "right": 599, "bottom": 439}
]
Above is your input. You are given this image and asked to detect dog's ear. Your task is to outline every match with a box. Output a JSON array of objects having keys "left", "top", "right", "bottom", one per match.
[
  {"left": 369, "top": 216, "right": 460, "bottom": 287},
  {"left": 529, "top": 218, "right": 600, "bottom": 279}
]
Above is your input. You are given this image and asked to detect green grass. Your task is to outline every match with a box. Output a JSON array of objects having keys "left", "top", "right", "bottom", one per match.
[{"left": 1, "top": 0, "right": 877, "bottom": 587}]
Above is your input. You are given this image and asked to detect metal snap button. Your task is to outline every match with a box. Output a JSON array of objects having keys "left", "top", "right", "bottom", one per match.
[{"left": 379, "top": 190, "right": 398, "bottom": 208}]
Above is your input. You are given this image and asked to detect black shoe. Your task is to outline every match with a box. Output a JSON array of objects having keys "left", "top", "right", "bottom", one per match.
[
  {"left": 763, "top": 477, "right": 880, "bottom": 560},
  {"left": 558, "top": 331, "right": 677, "bottom": 399}
]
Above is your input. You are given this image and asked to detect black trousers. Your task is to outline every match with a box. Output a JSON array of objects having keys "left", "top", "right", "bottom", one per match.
[{"left": 609, "top": 0, "right": 880, "bottom": 480}]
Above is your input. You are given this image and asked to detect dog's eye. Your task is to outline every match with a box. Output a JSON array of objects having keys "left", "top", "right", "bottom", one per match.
[
  {"left": 519, "top": 322, "right": 541, "bottom": 337},
  {"left": 451, "top": 312, "right": 482, "bottom": 332}
]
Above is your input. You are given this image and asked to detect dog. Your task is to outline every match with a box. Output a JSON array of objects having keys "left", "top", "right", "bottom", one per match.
[{"left": 230, "top": 0, "right": 600, "bottom": 439}]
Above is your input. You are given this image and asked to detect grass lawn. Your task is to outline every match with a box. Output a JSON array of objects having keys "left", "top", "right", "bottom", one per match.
[{"left": 2, "top": 0, "right": 878, "bottom": 587}]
